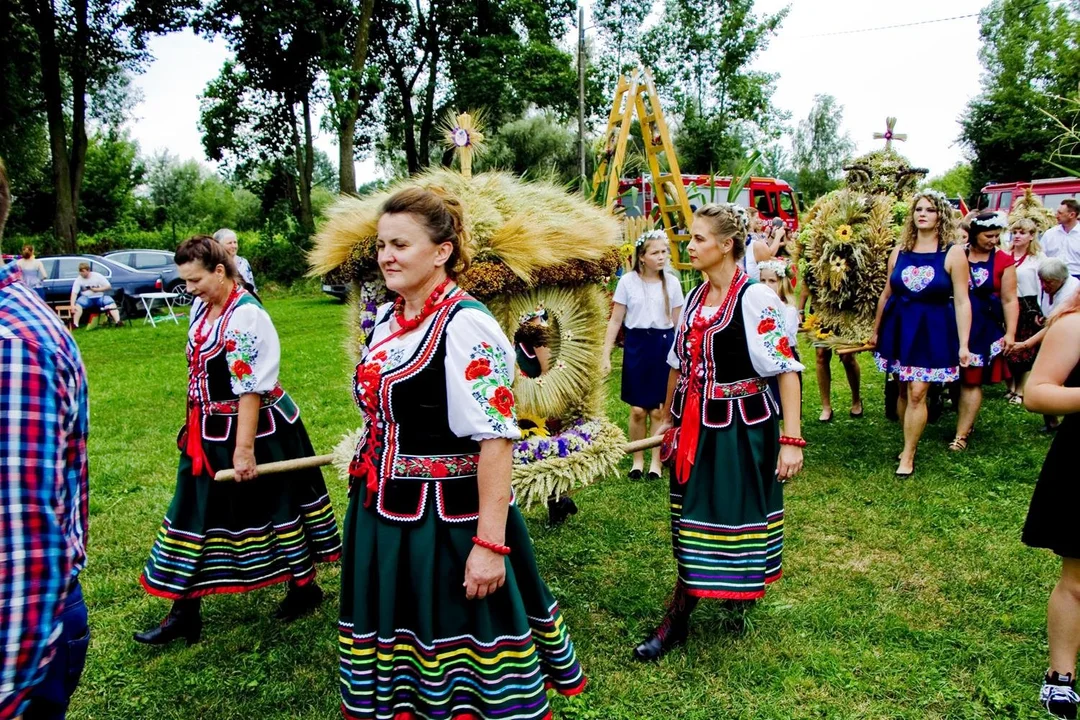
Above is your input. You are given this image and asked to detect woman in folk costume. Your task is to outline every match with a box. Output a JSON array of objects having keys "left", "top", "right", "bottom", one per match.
[
  {"left": 339, "top": 187, "right": 584, "bottom": 719},
  {"left": 135, "top": 236, "right": 341, "bottom": 645},
  {"left": 634, "top": 203, "right": 805, "bottom": 662}
]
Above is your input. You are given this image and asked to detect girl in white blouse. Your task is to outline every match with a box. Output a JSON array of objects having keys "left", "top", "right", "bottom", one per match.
[{"left": 602, "top": 230, "right": 685, "bottom": 480}]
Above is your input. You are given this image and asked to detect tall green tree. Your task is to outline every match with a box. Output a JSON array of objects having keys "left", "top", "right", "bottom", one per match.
[
  {"left": 370, "top": 0, "right": 578, "bottom": 176},
  {"left": 79, "top": 130, "right": 143, "bottom": 234},
  {"left": 146, "top": 151, "right": 201, "bottom": 242},
  {"left": 589, "top": 0, "right": 652, "bottom": 111},
  {"left": 960, "top": 0, "right": 1080, "bottom": 192},
  {"left": 197, "top": 0, "right": 351, "bottom": 236},
  {"left": 926, "top": 162, "right": 974, "bottom": 200},
  {"left": 477, "top": 113, "right": 578, "bottom": 182},
  {"left": 323, "top": 0, "right": 376, "bottom": 195},
  {"left": 791, "top": 94, "right": 854, "bottom": 202},
  {"left": 0, "top": 0, "right": 192, "bottom": 251},
  {"left": 639, "top": 0, "right": 788, "bottom": 174}
]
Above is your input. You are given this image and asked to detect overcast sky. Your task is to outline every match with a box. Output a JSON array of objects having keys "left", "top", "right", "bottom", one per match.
[{"left": 128, "top": 0, "right": 986, "bottom": 184}]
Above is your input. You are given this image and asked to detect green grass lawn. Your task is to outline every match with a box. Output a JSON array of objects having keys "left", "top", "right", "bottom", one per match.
[{"left": 69, "top": 291, "right": 1057, "bottom": 719}]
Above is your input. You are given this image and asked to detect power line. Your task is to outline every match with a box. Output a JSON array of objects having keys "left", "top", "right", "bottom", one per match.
[
  {"left": 790, "top": 0, "right": 1069, "bottom": 40},
  {"left": 792, "top": 13, "right": 979, "bottom": 39}
]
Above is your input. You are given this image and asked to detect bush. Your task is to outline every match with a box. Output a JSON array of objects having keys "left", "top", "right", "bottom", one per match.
[
  {"left": 244, "top": 227, "right": 310, "bottom": 285},
  {"left": 6, "top": 222, "right": 309, "bottom": 285}
]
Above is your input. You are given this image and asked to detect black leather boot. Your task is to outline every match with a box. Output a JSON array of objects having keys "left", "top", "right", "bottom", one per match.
[
  {"left": 632, "top": 582, "right": 699, "bottom": 661},
  {"left": 134, "top": 598, "right": 202, "bottom": 646},
  {"left": 546, "top": 494, "right": 579, "bottom": 526},
  {"left": 274, "top": 581, "right": 324, "bottom": 622}
]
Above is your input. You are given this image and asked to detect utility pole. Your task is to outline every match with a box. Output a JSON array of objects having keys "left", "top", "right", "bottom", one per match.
[{"left": 578, "top": 4, "right": 586, "bottom": 185}]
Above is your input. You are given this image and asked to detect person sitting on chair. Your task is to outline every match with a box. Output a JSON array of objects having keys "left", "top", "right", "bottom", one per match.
[{"left": 70, "top": 262, "right": 121, "bottom": 327}]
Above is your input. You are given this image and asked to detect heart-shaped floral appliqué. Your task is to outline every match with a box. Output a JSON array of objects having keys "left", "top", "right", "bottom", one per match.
[
  {"left": 969, "top": 267, "right": 990, "bottom": 288},
  {"left": 901, "top": 265, "right": 935, "bottom": 293}
]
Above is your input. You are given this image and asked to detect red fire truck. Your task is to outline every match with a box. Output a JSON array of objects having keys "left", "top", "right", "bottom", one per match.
[
  {"left": 981, "top": 177, "right": 1080, "bottom": 213},
  {"left": 615, "top": 175, "right": 801, "bottom": 231}
]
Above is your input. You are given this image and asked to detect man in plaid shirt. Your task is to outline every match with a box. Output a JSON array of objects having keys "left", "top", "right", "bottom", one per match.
[{"left": 0, "top": 159, "right": 90, "bottom": 719}]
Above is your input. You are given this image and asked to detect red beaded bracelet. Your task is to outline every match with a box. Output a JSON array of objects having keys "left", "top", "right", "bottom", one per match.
[
  {"left": 779, "top": 435, "right": 807, "bottom": 448},
  {"left": 472, "top": 536, "right": 511, "bottom": 555}
]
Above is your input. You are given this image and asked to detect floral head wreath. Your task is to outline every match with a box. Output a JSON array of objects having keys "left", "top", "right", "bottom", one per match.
[
  {"left": 758, "top": 259, "right": 789, "bottom": 279},
  {"left": 518, "top": 303, "right": 548, "bottom": 325},
  {"left": 969, "top": 211, "right": 1008, "bottom": 232},
  {"left": 914, "top": 188, "right": 949, "bottom": 204},
  {"left": 718, "top": 202, "right": 750, "bottom": 235},
  {"left": 635, "top": 229, "right": 668, "bottom": 248}
]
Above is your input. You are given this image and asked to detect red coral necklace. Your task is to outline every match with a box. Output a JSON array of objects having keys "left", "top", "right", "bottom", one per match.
[
  {"left": 393, "top": 277, "right": 453, "bottom": 333},
  {"left": 193, "top": 283, "right": 240, "bottom": 347}
]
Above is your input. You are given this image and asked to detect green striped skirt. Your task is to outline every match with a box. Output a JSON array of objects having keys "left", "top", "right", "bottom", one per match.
[
  {"left": 338, "top": 489, "right": 585, "bottom": 719},
  {"left": 140, "top": 405, "right": 341, "bottom": 599},
  {"left": 669, "top": 417, "right": 783, "bottom": 600}
]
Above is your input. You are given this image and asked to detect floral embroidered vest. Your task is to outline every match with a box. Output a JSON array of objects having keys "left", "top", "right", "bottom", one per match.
[
  {"left": 670, "top": 281, "right": 777, "bottom": 430},
  {"left": 353, "top": 296, "right": 491, "bottom": 525},
  {"left": 186, "top": 292, "right": 296, "bottom": 443}
]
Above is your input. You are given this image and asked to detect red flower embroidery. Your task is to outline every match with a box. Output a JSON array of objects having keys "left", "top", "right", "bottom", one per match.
[
  {"left": 225, "top": 339, "right": 237, "bottom": 352},
  {"left": 371, "top": 350, "right": 388, "bottom": 362},
  {"left": 757, "top": 318, "right": 777, "bottom": 334},
  {"left": 231, "top": 359, "right": 253, "bottom": 379},
  {"left": 465, "top": 358, "right": 492, "bottom": 381},
  {"left": 491, "top": 386, "right": 515, "bottom": 417},
  {"left": 429, "top": 462, "right": 449, "bottom": 478},
  {"left": 777, "top": 336, "right": 794, "bottom": 359}
]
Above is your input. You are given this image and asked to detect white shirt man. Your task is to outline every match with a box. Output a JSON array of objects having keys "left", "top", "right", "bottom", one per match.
[
  {"left": 69, "top": 263, "right": 121, "bottom": 327},
  {"left": 1040, "top": 199, "right": 1080, "bottom": 278}
]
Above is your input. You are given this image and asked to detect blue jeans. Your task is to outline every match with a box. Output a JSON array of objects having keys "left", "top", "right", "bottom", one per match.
[{"left": 25, "top": 580, "right": 89, "bottom": 720}]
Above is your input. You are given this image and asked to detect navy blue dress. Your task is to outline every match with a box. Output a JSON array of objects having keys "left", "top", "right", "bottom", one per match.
[
  {"left": 964, "top": 248, "right": 1012, "bottom": 384},
  {"left": 874, "top": 248, "right": 960, "bottom": 383}
]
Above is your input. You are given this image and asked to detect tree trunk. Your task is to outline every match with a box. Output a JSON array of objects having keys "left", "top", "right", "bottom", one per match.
[
  {"left": 388, "top": 59, "right": 420, "bottom": 174},
  {"left": 298, "top": 92, "right": 315, "bottom": 238},
  {"left": 338, "top": 0, "right": 375, "bottom": 195},
  {"left": 288, "top": 93, "right": 316, "bottom": 239},
  {"left": 416, "top": 25, "right": 440, "bottom": 172},
  {"left": 29, "top": 0, "right": 77, "bottom": 251},
  {"left": 69, "top": 0, "right": 89, "bottom": 217}
]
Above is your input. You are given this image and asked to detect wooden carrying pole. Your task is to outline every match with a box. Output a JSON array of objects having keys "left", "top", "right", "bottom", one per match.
[{"left": 212, "top": 437, "right": 665, "bottom": 482}]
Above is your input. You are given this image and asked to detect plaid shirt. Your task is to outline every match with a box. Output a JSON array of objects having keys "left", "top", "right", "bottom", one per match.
[{"left": 0, "top": 260, "right": 89, "bottom": 719}]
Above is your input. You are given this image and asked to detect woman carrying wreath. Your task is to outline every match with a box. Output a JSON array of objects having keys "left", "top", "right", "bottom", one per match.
[
  {"left": 339, "top": 187, "right": 585, "bottom": 719},
  {"left": 135, "top": 236, "right": 341, "bottom": 646},
  {"left": 634, "top": 203, "right": 804, "bottom": 662}
]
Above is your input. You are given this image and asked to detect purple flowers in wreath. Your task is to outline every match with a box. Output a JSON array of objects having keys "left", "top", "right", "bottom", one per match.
[{"left": 512, "top": 418, "right": 600, "bottom": 465}]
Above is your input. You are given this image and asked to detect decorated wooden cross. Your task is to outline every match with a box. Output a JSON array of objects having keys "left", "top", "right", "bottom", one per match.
[
  {"left": 873, "top": 117, "right": 907, "bottom": 150},
  {"left": 442, "top": 111, "right": 486, "bottom": 179}
]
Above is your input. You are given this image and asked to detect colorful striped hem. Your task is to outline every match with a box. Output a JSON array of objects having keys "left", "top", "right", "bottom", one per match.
[
  {"left": 140, "top": 501, "right": 342, "bottom": 599},
  {"left": 338, "top": 605, "right": 584, "bottom": 720},
  {"left": 672, "top": 508, "right": 783, "bottom": 599}
]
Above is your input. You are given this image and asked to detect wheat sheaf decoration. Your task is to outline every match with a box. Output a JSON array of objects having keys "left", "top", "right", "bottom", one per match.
[
  {"left": 1008, "top": 187, "right": 1056, "bottom": 234},
  {"left": 311, "top": 163, "right": 626, "bottom": 503},
  {"left": 799, "top": 188, "right": 895, "bottom": 346}
]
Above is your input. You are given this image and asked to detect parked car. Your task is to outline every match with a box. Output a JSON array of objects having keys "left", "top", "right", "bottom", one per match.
[
  {"left": 105, "top": 249, "right": 193, "bottom": 304},
  {"left": 38, "top": 254, "right": 163, "bottom": 317},
  {"left": 321, "top": 265, "right": 350, "bottom": 302}
]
